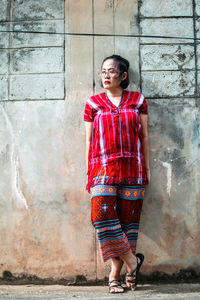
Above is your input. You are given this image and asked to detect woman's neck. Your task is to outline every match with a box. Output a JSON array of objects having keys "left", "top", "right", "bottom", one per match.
[{"left": 106, "top": 88, "right": 123, "bottom": 99}]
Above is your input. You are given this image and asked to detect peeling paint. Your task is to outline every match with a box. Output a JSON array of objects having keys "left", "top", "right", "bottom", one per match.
[
  {"left": 1, "top": 105, "right": 29, "bottom": 210},
  {"left": 162, "top": 162, "right": 172, "bottom": 197},
  {"left": 105, "top": 0, "right": 113, "bottom": 9}
]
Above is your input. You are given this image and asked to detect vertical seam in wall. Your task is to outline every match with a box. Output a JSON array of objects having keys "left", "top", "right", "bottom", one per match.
[
  {"left": 8, "top": 0, "right": 13, "bottom": 100},
  {"left": 138, "top": 1, "right": 142, "bottom": 93},
  {"left": 92, "top": 0, "right": 97, "bottom": 283},
  {"left": 113, "top": 0, "right": 115, "bottom": 52},
  {"left": 92, "top": 0, "right": 95, "bottom": 93},
  {"left": 192, "top": 0, "right": 198, "bottom": 105},
  {"left": 63, "top": 0, "right": 66, "bottom": 100}
]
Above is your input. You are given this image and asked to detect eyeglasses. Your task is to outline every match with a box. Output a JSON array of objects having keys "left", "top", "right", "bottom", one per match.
[{"left": 99, "top": 70, "right": 120, "bottom": 77}]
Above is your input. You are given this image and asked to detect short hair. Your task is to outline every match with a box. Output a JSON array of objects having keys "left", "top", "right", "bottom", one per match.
[{"left": 101, "top": 54, "right": 130, "bottom": 89}]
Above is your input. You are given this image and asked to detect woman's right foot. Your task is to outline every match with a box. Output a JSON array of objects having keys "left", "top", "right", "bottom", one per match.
[{"left": 108, "top": 279, "right": 124, "bottom": 293}]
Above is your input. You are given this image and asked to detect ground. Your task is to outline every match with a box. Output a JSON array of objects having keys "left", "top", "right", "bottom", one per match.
[{"left": 0, "top": 284, "right": 200, "bottom": 299}]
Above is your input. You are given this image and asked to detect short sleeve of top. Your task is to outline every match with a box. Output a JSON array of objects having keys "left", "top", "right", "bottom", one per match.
[
  {"left": 84, "top": 98, "right": 94, "bottom": 122},
  {"left": 138, "top": 96, "right": 148, "bottom": 114},
  {"left": 84, "top": 93, "right": 148, "bottom": 122}
]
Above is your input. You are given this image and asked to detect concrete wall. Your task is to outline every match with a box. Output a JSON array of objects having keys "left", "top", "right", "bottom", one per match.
[{"left": 0, "top": 0, "right": 199, "bottom": 282}]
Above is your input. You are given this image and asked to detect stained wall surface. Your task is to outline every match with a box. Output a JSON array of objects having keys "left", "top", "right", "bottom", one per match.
[{"left": 0, "top": 0, "right": 199, "bottom": 281}]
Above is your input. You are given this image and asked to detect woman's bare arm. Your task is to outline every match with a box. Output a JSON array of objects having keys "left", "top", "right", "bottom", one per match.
[
  {"left": 85, "top": 121, "right": 93, "bottom": 173},
  {"left": 140, "top": 114, "right": 150, "bottom": 183}
]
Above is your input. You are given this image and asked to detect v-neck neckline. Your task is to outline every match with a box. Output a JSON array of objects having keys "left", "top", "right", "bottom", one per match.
[{"left": 105, "top": 90, "right": 125, "bottom": 109}]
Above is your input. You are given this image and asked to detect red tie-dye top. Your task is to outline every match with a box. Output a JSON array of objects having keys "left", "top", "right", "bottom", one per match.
[{"left": 84, "top": 90, "right": 148, "bottom": 193}]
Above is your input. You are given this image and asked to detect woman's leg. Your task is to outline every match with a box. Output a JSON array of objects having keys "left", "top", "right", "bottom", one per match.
[
  {"left": 90, "top": 184, "right": 131, "bottom": 262},
  {"left": 117, "top": 184, "right": 145, "bottom": 289},
  {"left": 109, "top": 257, "right": 123, "bottom": 280},
  {"left": 120, "top": 250, "right": 137, "bottom": 273},
  {"left": 109, "top": 257, "right": 124, "bottom": 292},
  {"left": 90, "top": 184, "right": 131, "bottom": 292}
]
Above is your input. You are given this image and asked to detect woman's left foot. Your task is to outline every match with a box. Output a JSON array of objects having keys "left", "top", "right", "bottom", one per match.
[
  {"left": 126, "top": 253, "right": 144, "bottom": 291},
  {"left": 126, "top": 265, "right": 137, "bottom": 291}
]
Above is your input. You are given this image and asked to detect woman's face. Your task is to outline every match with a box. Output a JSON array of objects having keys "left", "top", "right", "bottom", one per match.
[{"left": 101, "top": 59, "right": 126, "bottom": 90}]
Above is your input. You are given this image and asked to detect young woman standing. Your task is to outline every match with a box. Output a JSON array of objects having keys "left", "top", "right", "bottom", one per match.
[{"left": 84, "top": 55, "right": 150, "bottom": 293}]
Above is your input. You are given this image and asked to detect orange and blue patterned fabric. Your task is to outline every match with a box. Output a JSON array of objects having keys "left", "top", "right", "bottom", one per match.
[{"left": 91, "top": 183, "right": 145, "bottom": 262}]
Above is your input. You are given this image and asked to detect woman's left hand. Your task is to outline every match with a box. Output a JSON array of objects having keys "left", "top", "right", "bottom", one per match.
[{"left": 146, "top": 169, "right": 151, "bottom": 183}]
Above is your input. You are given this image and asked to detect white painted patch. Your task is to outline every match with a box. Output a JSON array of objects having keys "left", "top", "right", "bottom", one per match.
[
  {"left": 162, "top": 162, "right": 172, "bottom": 197},
  {"left": 1, "top": 105, "right": 29, "bottom": 210}
]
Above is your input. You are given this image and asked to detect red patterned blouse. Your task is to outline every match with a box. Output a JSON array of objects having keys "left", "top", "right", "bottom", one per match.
[{"left": 84, "top": 90, "right": 148, "bottom": 193}]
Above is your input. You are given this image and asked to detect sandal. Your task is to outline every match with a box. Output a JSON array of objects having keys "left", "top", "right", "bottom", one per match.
[
  {"left": 108, "top": 280, "right": 124, "bottom": 293},
  {"left": 125, "top": 253, "right": 144, "bottom": 291}
]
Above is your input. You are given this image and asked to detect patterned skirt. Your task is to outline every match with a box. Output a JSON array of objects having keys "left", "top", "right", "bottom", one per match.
[{"left": 90, "top": 183, "right": 145, "bottom": 262}]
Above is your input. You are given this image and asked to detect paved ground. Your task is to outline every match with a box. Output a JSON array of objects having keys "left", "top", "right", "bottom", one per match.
[{"left": 0, "top": 284, "right": 200, "bottom": 300}]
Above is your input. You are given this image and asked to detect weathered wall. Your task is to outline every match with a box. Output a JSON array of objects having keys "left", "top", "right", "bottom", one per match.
[
  {"left": 139, "top": 0, "right": 200, "bottom": 276},
  {"left": 0, "top": 0, "right": 199, "bottom": 282}
]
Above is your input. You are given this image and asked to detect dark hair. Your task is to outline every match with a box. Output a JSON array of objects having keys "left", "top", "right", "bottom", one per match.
[{"left": 101, "top": 54, "right": 130, "bottom": 89}]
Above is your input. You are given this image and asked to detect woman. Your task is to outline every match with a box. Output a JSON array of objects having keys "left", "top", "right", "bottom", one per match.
[{"left": 84, "top": 55, "right": 150, "bottom": 293}]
